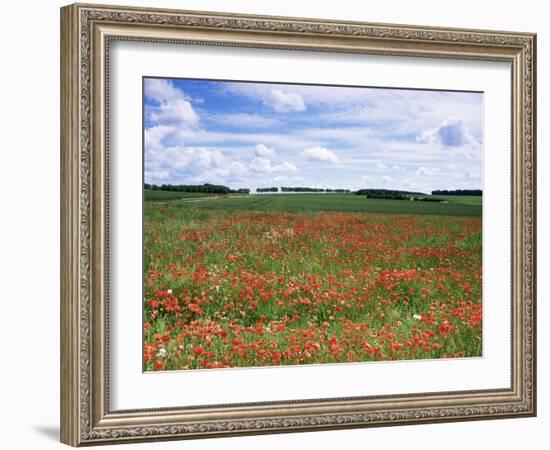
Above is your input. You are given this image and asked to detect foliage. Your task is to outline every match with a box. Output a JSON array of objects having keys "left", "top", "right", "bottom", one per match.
[
  {"left": 354, "top": 188, "right": 426, "bottom": 199},
  {"left": 144, "top": 183, "right": 250, "bottom": 195},
  {"left": 431, "top": 189, "right": 482, "bottom": 196},
  {"left": 281, "top": 187, "right": 351, "bottom": 193},
  {"left": 163, "top": 193, "right": 481, "bottom": 217},
  {"left": 144, "top": 197, "right": 482, "bottom": 371},
  {"left": 144, "top": 190, "right": 213, "bottom": 201}
]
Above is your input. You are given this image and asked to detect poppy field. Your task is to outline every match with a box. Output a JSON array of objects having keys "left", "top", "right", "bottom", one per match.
[{"left": 143, "top": 194, "right": 482, "bottom": 371}]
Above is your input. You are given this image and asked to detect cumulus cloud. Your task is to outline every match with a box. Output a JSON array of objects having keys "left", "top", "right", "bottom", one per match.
[
  {"left": 207, "top": 113, "right": 280, "bottom": 129},
  {"left": 145, "top": 78, "right": 199, "bottom": 130},
  {"left": 144, "top": 170, "right": 170, "bottom": 184},
  {"left": 265, "top": 90, "right": 306, "bottom": 112},
  {"left": 145, "top": 125, "right": 175, "bottom": 152},
  {"left": 303, "top": 146, "right": 338, "bottom": 163},
  {"left": 145, "top": 145, "right": 251, "bottom": 185},
  {"left": 251, "top": 157, "right": 297, "bottom": 173},
  {"left": 152, "top": 146, "right": 224, "bottom": 171},
  {"left": 417, "top": 118, "right": 479, "bottom": 148},
  {"left": 463, "top": 171, "right": 481, "bottom": 180},
  {"left": 274, "top": 161, "right": 298, "bottom": 172},
  {"left": 149, "top": 99, "right": 199, "bottom": 128},
  {"left": 415, "top": 166, "right": 440, "bottom": 176},
  {"left": 143, "top": 79, "right": 482, "bottom": 192},
  {"left": 273, "top": 175, "right": 305, "bottom": 182},
  {"left": 200, "top": 161, "right": 249, "bottom": 181},
  {"left": 144, "top": 79, "right": 185, "bottom": 102},
  {"left": 255, "top": 144, "right": 276, "bottom": 157}
]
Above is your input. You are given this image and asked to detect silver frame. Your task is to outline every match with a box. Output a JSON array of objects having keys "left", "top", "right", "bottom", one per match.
[{"left": 61, "top": 3, "right": 536, "bottom": 446}]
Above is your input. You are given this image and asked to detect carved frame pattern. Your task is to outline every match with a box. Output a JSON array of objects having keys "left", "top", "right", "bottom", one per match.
[{"left": 60, "top": 3, "right": 536, "bottom": 446}]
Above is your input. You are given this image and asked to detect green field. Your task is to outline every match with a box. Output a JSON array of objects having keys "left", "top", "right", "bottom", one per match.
[
  {"left": 144, "top": 190, "right": 214, "bottom": 201},
  {"left": 431, "top": 195, "right": 483, "bottom": 206},
  {"left": 144, "top": 190, "right": 481, "bottom": 217},
  {"left": 144, "top": 190, "right": 483, "bottom": 371}
]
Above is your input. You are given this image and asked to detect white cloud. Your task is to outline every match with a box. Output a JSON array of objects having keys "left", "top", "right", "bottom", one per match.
[
  {"left": 145, "top": 145, "right": 252, "bottom": 185},
  {"left": 274, "top": 161, "right": 298, "bottom": 172},
  {"left": 149, "top": 98, "right": 199, "bottom": 128},
  {"left": 144, "top": 125, "right": 174, "bottom": 152},
  {"left": 251, "top": 157, "right": 272, "bottom": 172},
  {"left": 154, "top": 146, "right": 224, "bottom": 171},
  {"left": 144, "top": 79, "right": 185, "bottom": 102},
  {"left": 144, "top": 80, "right": 483, "bottom": 192},
  {"left": 303, "top": 146, "right": 338, "bottom": 163},
  {"left": 251, "top": 157, "right": 297, "bottom": 173},
  {"left": 463, "top": 171, "right": 481, "bottom": 180},
  {"left": 265, "top": 90, "right": 306, "bottom": 112},
  {"left": 417, "top": 118, "right": 479, "bottom": 149},
  {"left": 255, "top": 144, "right": 275, "bottom": 157},
  {"left": 145, "top": 79, "right": 199, "bottom": 130},
  {"left": 273, "top": 175, "right": 305, "bottom": 182},
  {"left": 144, "top": 170, "right": 170, "bottom": 184},
  {"left": 207, "top": 161, "right": 249, "bottom": 179},
  {"left": 206, "top": 113, "right": 280, "bottom": 129},
  {"left": 415, "top": 166, "right": 440, "bottom": 176}
]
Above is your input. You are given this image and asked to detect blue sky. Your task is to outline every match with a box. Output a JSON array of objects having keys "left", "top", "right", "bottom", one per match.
[{"left": 144, "top": 77, "right": 483, "bottom": 193}]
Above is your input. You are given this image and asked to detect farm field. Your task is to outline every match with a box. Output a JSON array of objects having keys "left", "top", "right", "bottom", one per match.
[
  {"left": 144, "top": 190, "right": 214, "bottom": 202},
  {"left": 143, "top": 193, "right": 482, "bottom": 371},
  {"left": 431, "top": 195, "right": 483, "bottom": 206},
  {"left": 144, "top": 190, "right": 482, "bottom": 217}
]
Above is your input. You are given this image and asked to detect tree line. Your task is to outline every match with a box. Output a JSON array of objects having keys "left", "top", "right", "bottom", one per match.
[
  {"left": 431, "top": 189, "right": 482, "bottom": 196},
  {"left": 281, "top": 187, "right": 351, "bottom": 193},
  {"left": 144, "top": 183, "right": 250, "bottom": 194},
  {"left": 354, "top": 188, "right": 426, "bottom": 200},
  {"left": 144, "top": 184, "right": 481, "bottom": 198}
]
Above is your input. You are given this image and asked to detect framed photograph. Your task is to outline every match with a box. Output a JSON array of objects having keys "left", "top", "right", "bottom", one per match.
[{"left": 60, "top": 3, "right": 536, "bottom": 446}]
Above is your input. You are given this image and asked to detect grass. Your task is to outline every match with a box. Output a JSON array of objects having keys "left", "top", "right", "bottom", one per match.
[
  {"left": 144, "top": 191, "right": 482, "bottom": 217},
  {"left": 144, "top": 190, "right": 214, "bottom": 202},
  {"left": 430, "top": 195, "right": 483, "bottom": 206},
  {"left": 143, "top": 193, "right": 483, "bottom": 371}
]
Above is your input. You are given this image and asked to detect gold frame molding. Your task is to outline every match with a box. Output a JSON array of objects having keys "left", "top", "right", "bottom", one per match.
[{"left": 60, "top": 3, "right": 536, "bottom": 446}]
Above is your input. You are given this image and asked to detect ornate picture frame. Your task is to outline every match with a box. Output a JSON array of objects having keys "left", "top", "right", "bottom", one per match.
[{"left": 60, "top": 3, "right": 536, "bottom": 446}]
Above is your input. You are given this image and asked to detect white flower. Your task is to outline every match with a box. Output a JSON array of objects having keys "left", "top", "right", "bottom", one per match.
[
  {"left": 167, "top": 289, "right": 173, "bottom": 295},
  {"left": 413, "top": 314, "right": 422, "bottom": 320},
  {"left": 157, "top": 348, "right": 167, "bottom": 357}
]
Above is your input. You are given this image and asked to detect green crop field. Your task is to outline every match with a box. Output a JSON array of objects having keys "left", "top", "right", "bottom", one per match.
[
  {"left": 144, "top": 190, "right": 481, "bottom": 217},
  {"left": 143, "top": 191, "right": 483, "bottom": 371},
  {"left": 144, "top": 190, "right": 214, "bottom": 202},
  {"left": 430, "top": 195, "right": 483, "bottom": 206}
]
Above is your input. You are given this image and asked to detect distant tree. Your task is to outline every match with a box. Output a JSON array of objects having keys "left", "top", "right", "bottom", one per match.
[
  {"left": 431, "top": 189, "right": 482, "bottom": 196},
  {"left": 417, "top": 197, "right": 444, "bottom": 202},
  {"left": 354, "top": 188, "right": 426, "bottom": 199},
  {"left": 145, "top": 183, "right": 232, "bottom": 194},
  {"left": 281, "top": 186, "right": 326, "bottom": 193},
  {"left": 256, "top": 187, "right": 278, "bottom": 193}
]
